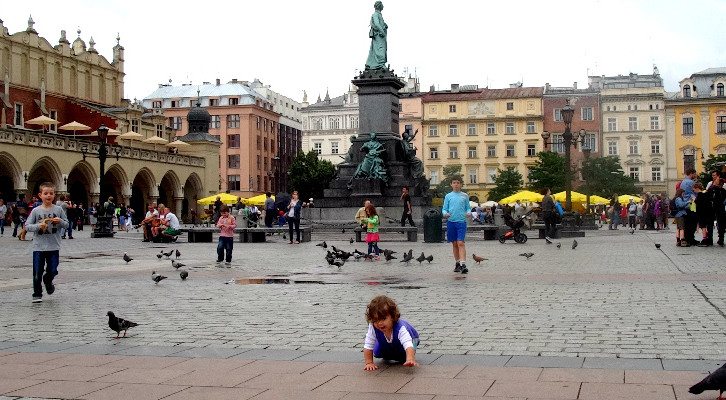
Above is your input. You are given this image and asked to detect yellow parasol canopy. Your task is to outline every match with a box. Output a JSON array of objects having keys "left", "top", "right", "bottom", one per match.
[
  {"left": 197, "top": 193, "right": 240, "bottom": 206},
  {"left": 618, "top": 194, "right": 643, "bottom": 204},
  {"left": 498, "top": 190, "right": 544, "bottom": 204},
  {"left": 166, "top": 139, "right": 191, "bottom": 148},
  {"left": 59, "top": 121, "right": 91, "bottom": 131},
  {"left": 143, "top": 136, "right": 168, "bottom": 144},
  {"left": 243, "top": 194, "right": 275, "bottom": 206},
  {"left": 26, "top": 115, "right": 59, "bottom": 126},
  {"left": 589, "top": 195, "right": 610, "bottom": 204},
  {"left": 118, "top": 131, "right": 144, "bottom": 140},
  {"left": 553, "top": 191, "right": 588, "bottom": 203}
]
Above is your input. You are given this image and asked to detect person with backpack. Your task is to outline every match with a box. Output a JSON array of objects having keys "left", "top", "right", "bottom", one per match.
[
  {"left": 627, "top": 199, "right": 637, "bottom": 229},
  {"left": 673, "top": 188, "right": 691, "bottom": 247}
]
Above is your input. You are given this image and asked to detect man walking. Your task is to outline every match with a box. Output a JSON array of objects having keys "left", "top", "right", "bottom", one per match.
[
  {"left": 442, "top": 178, "right": 470, "bottom": 274},
  {"left": 264, "top": 192, "right": 276, "bottom": 228},
  {"left": 681, "top": 168, "right": 698, "bottom": 245},
  {"left": 400, "top": 186, "right": 415, "bottom": 227}
]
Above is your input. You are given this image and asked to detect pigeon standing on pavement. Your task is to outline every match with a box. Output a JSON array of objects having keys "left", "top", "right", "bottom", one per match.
[
  {"left": 472, "top": 254, "right": 488, "bottom": 265},
  {"left": 122, "top": 253, "right": 133, "bottom": 264},
  {"left": 425, "top": 254, "right": 433, "bottom": 264},
  {"left": 556, "top": 243, "right": 562, "bottom": 249},
  {"left": 416, "top": 252, "right": 426, "bottom": 265},
  {"left": 316, "top": 241, "right": 327, "bottom": 249},
  {"left": 630, "top": 229, "right": 635, "bottom": 235},
  {"left": 689, "top": 363, "right": 726, "bottom": 399},
  {"left": 349, "top": 238, "right": 354, "bottom": 244},
  {"left": 171, "top": 260, "right": 186, "bottom": 269},
  {"left": 175, "top": 249, "right": 181, "bottom": 259},
  {"left": 519, "top": 252, "right": 534, "bottom": 260},
  {"left": 384, "top": 252, "right": 397, "bottom": 262},
  {"left": 151, "top": 271, "right": 167, "bottom": 284},
  {"left": 162, "top": 250, "right": 173, "bottom": 259},
  {"left": 107, "top": 311, "right": 138, "bottom": 338},
  {"left": 655, "top": 243, "right": 661, "bottom": 250},
  {"left": 572, "top": 239, "right": 578, "bottom": 250},
  {"left": 179, "top": 270, "right": 189, "bottom": 280},
  {"left": 156, "top": 253, "right": 163, "bottom": 260}
]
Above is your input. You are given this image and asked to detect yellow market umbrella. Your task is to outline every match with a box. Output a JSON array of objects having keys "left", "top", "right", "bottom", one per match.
[
  {"left": 197, "top": 193, "right": 239, "bottom": 206},
  {"left": 618, "top": 194, "right": 642, "bottom": 205},
  {"left": 243, "top": 194, "right": 274, "bottom": 206},
  {"left": 589, "top": 195, "right": 610, "bottom": 204},
  {"left": 498, "top": 190, "right": 544, "bottom": 204},
  {"left": 118, "top": 131, "right": 144, "bottom": 141},
  {"left": 26, "top": 115, "right": 59, "bottom": 133},
  {"left": 166, "top": 139, "right": 191, "bottom": 152},
  {"left": 59, "top": 121, "right": 91, "bottom": 139},
  {"left": 553, "top": 191, "right": 588, "bottom": 203}
]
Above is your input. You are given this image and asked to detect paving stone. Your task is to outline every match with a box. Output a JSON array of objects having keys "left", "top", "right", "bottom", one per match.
[
  {"left": 78, "top": 382, "right": 187, "bottom": 400},
  {"left": 455, "top": 366, "right": 542, "bottom": 381},
  {"left": 625, "top": 369, "right": 708, "bottom": 385},
  {"left": 579, "top": 382, "right": 676, "bottom": 400},
  {"left": 27, "top": 365, "right": 125, "bottom": 382},
  {"left": 538, "top": 367, "right": 624, "bottom": 383},
  {"left": 163, "top": 368, "right": 258, "bottom": 387},
  {"left": 7, "top": 380, "right": 114, "bottom": 399},
  {"left": 0, "top": 363, "right": 61, "bottom": 379},
  {"left": 398, "top": 377, "right": 493, "bottom": 397},
  {"left": 0, "top": 379, "right": 46, "bottom": 396},
  {"left": 237, "top": 372, "right": 335, "bottom": 390},
  {"left": 232, "top": 348, "right": 311, "bottom": 361},
  {"left": 248, "top": 388, "right": 347, "bottom": 400},
  {"left": 161, "top": 386, "right": 265, "bottom": 400},
  {"left": 55, "top": 343, "right": 138, "bottom": 355},
  {"left": 93, "top": 367, "right": 192, "bottom": 385},
  {"left": 506, "top": 356, "right": 584, "bottom": 368},
  {"left": 0, "top": 342, "right": 29, "bottom": 350},
  {"left": 582, "top": 357, "right": 663, "bottom": 370},
  {"left": 485, "top": 381, "right": 580, "bottom": 399},
  {"left": 431, "top": 355, "right": 510, "bottom": 366},
  {"left": 170, "top": 347, "right": 248, "bottom": 359},
  {"left": 110, "top": 345, "right": 192, "bottom": 357},
  {"left": 294, "top": 350, "right": 364, "bottom": 363},
  {"left": 9, "top": 342, "right": 85, "bottom": 353},
  {"left": 344, "top": 394, "right": 435, "bottom": 400},
  {"left": 170, "top": 357, "right": 255, "bottom": 371},
  {"left": 315, "top": 375, "right": 412, "bottom": 393},
  {"left": 105, "top": 355, "right": 189, "bottom": 369},
  {"left": 662, "top": 359, "right": 725, "bottom": 372}
]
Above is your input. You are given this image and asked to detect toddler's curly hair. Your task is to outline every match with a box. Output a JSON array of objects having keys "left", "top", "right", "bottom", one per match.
[{"left": 365, "top": 295, "right": 400, "bottom": 323}]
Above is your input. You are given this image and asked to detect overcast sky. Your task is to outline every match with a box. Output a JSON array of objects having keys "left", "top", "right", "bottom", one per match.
[{"left": 4, "top": 0, "right": 726, "bottom": 103}]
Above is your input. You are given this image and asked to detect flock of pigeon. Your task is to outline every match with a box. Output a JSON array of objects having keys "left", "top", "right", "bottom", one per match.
[{"left": 316, "top": 241, "right": 434, "bottom": 269}]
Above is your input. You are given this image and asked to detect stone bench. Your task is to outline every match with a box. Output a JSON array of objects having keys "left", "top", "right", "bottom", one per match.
[
  {"left": 354, "top": 226, "right": 418, "bottom": 242},
  {"left": 180, "top": 227, "right": 216, "bottom": 243},
  {"left": 180, "top": 226, "right": 311, "bottom": 243},
  {"left": 441, "top": 224, "right": 499, "bottom": 240},
  {"left": 532, "top": 223, "right": 564, "bottom": 239}
]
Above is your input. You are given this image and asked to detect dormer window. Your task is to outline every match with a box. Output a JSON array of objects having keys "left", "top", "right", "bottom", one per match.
[
  {"left": 683, "top": 85, "right": 691, "bottom": 98},
  {"left": 718, "top": 83, "right": 725, "bottom": 97}
]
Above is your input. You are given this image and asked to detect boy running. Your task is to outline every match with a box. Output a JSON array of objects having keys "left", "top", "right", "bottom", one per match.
[{"left": 442, "top": 177, "right": 470, "bottom": 274}]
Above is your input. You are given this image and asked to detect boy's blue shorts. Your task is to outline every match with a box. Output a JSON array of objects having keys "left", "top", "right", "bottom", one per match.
[{"left": 446, "top": 220, "right": 467, "bottom": 242}]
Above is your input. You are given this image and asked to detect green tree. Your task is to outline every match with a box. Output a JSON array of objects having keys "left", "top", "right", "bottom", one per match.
[
  {"left": 699, "top": 154, "right": 726, "bottom": 186},
  {"left": 527, "top": 151, "right": 567, "bottom": 193},
  {"left": 287, "top": 150, "right": 336, "bottom": 200},
  {"left": 580, "top": 156, "right": 637, "bottom": 198},
  {"left": 487, "top": 166, "right": 523, "bottom": 201},
  {"left": 430, "top": 164, "right": 463, "bottom": 197}
]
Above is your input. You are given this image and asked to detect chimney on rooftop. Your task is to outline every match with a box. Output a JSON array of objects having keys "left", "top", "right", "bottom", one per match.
[
  {"left": 216, "top": 78, "right": 220, "bottom": 86},
  {"left": 573, "top": 82, "right": 577, "bottom": 89},
  {"left": 451, "top": 84, "right": 459, "bottom": 92}
]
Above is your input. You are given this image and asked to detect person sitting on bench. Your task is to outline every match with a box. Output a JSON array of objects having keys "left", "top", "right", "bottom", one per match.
[{"left": 159, "top": 207, "right": 181, "bottom": 240}]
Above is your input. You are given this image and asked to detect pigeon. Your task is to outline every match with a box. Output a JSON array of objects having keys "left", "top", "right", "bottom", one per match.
[
  {"left": 472, "top": 254, "right": 488, "bottom": 265},
  {"left": 630, "top": 229, "right": 635, "bottom": 235},
  {"left": 349, "top": 238, "right": 354, "bottom": 244},
  {"left": 519, "top": 252, "right": 534, "bottom": 260},
  {"left": 545, "top": 237, "right": 552, "bottom": 244},
  {"left": 325, "top": 252, "right": 336, "bottom": 265},
  {"left": 161, "top": 250, "right": 173, "bottom": 258},
  {"left": 384, "top": 252, "right": 397, "bottom": 262},
  {"left": 406, "top": 249, "right": 413, "bottom": 260},
  {"left": 655, "top": 243, "right": 661, "bottom": 250},
  {"left": 171, "top": 260, "right": 186, "bottom": 269},
  {"left": 316, "top": 241, "right": 327, "bottom": 248},
  {"left": 156, "top": 253, "right": 163, "bottom": 260},
  {"left": 332, "top": 259, "right": 345, "bottom": 269},
  {"left": 383, "top": 249, "right": 397, "bottom": 258},
  {"left": 122, "top": 253, "right": 133, "bottom": 264},
  {"left": 572, "top": 239, "right": 578, "bottom": 250},
  {"left": 107, "top": 311, "right": 138, "bottom": 338},
  {"left": 151, "top": 271, "right": 167, "bottom": 284},
  {"left": 416, "top": 252, "right": 426, "bottom": 265},
  {"left": 556, "top": 243, "right": 561, "bottom": 249},
  {"left": 400, "top": 251, "right": 413, "bottom": 263},
  {"left": 283, "top": 234, "right": 286, "bottom": 240},
  {"left": 179, "top": 270, "right": 188, "bottom": 280},
  {"left": 175, "top": 249, "right": 181, "bottom": 259},
  {"left": 342, "top": 228, "right": 346, "bottom": 234},
  {"left": 425, "top": 255, "right": 433, "bottom": 264},
  {"left": 689, "top": 363, "right": 726, "bottom": 399},
  {"left": 338, "top": 251, "right": 353, "bottom": 262}
]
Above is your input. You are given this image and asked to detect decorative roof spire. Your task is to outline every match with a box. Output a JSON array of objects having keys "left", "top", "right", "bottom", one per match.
[
  {"left": 88, "top": 36, "right": 97, "bottom": 53},
  {"left": 316, "top": 94, "right": 321, "bottom": 103},
  {"left": 77, "top": 28, "right": 81, "bottom": 38},
  {"left": 196, "top": 88, "right": 201, "bottom": 107},
  {"left": 59, "top": 30, "right": 69, "bottom": 44},
  {"left": 302, "top": 90, "right": 307, "bottom": 103},
  {"left": 324, "top": 88, "right": 330, "bottom": 102},
  {"left": 116, "top": 33, "right": 120, "bottom": 46},
  {"left": 26, "top": 15, "right": 36, "bottom": 33}
]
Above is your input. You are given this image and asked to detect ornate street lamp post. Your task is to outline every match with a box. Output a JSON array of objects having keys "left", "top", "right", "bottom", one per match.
[{"left": 82, "top": 124, "right": 118, "bottom": 238}]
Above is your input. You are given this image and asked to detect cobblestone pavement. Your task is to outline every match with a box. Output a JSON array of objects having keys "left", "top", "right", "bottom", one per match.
[{"left": 0, "top": 226, "right": 725, "bottom": 362}]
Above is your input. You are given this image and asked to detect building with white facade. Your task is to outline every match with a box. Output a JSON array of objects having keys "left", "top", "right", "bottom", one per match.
[{"left": 300, "top": 86, "right": 359, "bottom": 164}]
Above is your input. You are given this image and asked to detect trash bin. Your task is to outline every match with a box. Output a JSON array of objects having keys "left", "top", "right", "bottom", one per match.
[{"left": 423, "top": 208, "right": 443, "bottom": 243}]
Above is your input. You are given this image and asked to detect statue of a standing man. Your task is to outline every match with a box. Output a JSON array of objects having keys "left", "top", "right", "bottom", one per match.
[{"left": 365, "top": 1, "right": 387, "bottom": 70}]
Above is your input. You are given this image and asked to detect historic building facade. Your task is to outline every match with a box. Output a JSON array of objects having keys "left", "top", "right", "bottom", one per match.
[
  {"left": 666, "top": 67, "right": 726, "bottom": 180},
  {"left": 421, "top": 85, "right": 544, "bottom": 200},
  {"left": 300, "top": 87, "right": 360, "bottom": 165},
  {"left": 398, "top": 76, "right": 424, "bottom": 165},
  {"left": 143, "top": 79, "right": 283, "bottom": 196},
  {"left": 0, "top": 17, "right": 219, "bottom": 221},
  {"left": 591, "top": 69, "right": 671, "bottom": 194}
]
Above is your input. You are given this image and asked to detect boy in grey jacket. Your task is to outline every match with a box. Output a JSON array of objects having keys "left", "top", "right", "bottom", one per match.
[{"left": 25, "top": 182, "right": 68, "bottom": 303}]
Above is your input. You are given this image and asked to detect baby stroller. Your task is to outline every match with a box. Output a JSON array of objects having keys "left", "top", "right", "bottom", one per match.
[{"left": 498, "top": 210, "right": 533, "bottom": 244}]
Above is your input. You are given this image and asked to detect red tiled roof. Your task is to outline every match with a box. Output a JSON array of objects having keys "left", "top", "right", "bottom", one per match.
[{"left": 421, "top": 87, "right": 544, "bottom": 102}]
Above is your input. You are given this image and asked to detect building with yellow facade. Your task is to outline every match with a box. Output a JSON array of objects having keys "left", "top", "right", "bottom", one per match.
[
  {"left": 421, "top": 85, "right": 544, "bottom": 200},
  {"left": 666, "top": 68, "right": 726, "bottom": 180}
]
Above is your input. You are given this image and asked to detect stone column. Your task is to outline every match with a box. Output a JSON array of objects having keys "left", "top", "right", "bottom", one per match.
[{"left": 174, "top": 197, "right": 183, "bottom": 215}]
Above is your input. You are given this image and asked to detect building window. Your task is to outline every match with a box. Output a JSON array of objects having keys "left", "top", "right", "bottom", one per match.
[
  {"left": 634, "top": 104, "right": 638, "bottom": 111},
  {"left": 682, "top": 117, "right": 694, "bottom": 135},
  {"left": 156, "top": 124, "right": 163, "bottom": 137},
  {"left": 717, "top": 116, "right": 726, "bottom": 133},
  {"left": 583, "top": 133, "right": 596, "bottom": 151},
  {"left": 313, "top": 142, "right": 322, "bottom": 155},
  {"left": 486, "top": 123, "right": 496, "bottom": 135},
  {"left": 487, "top": 167, "right": 497, "bottom": 183},
  {"left": 606, "top": 106, "right": 610, "bottom": 112},
  {"left": 613, "top": 106, "right": 617, "bottom": 111},
  {"left": 227, "top": 134, "right": 240, "bottom": 148},
  {"left": 169, "top": 116, "right": 181, "bottom": 130},
  {"left": 449, "top": 146, "right": 458, "bottom": 159},
  {"left": 227, "top": 114, "right": 240, "bottom": 128},
  {"left": 468, "top": 168, "right": 478, "bottom": 184},
  {"left": 527, "top": 143, "right": 536, "bottom": 156},
  {"left": 506, "top": 144, "right": 515, "bottom": 157},
  {"left": 227, "top": 175, "right": 241, "bottom": 191},
  {"left": 608, "top": 117, "right": 617, "bottom": 132},
  {"left": 449, "top": 104, "right": 456, "bottom": 113},
  {"left": 331, "top": 141, "right": 339, "bottom": 154},
  {"left": 429, "top": 125, "right": 438, "bottom": 136},
  {"left": 329, "top": 117, "right": 340, "bottom": 129},
  {"left": 651, "top": 140, "right": 660, "bottom": 154},
  {"left": 718, "top": 83, "right": 725, "bottom": 97},
  {"left": 256, "top": 155, "right": 261, "bottom": 169},
  {"left": 170, "top": 100, "right": 178, "bottom": 108},
  {"left": 152, "top": 100, "right": 161, "bottom": 108},
  {"left": 350, "top": 116, "right": 359, "bottom": 128},
  {"left": 263, "top": 138, "right": 268, "bottom": 150},
  {"left": 256, "top": 136, "right": 261, "bottom": 150},
  {"left": 683, "top": 84, "right": 691, "bottom": 98},
  {"left": 311, "top": 118, "right": 322, "bottom": 130},
  {"left": 628, "top": 140, "right": 639, "bottom": 155},
  {"left": 581, "top": 107, "right": 593, "bottom": 121},
  {"left": 467, "top": 123, "right": 477, "bottom": 136},
  {"left": 552, "top": 134, "right": 564, "bottom": 153},
  {"left": 683, "top": 154, "right": 695, "bottom": 172},
  {"left": 467, "top": 146, "right": 477, "bottom": 158},
  {"left": 554, "top": 108, "right": 562, "bottom": 121},
  {"left": 48, "top": 110, "right": 57, "bottom": 132},
  {"left": 131, "top": 119, "right": 139, "bottom": 133},
  {"left": 405, "top": 124, "right": 413, "bottom": 133},
  {"left": 209, "top": 98, "right": 218, "bottom": 106},
  {"left": 227, "top": 155, "right": 240, "bottom": 168},
  {"left": 229, "top": 97, "right": 239, "bottom": 105},
  {"left": 629, "top": 167, "right": 640, "bottom": 181},
  {"left": 651, "top": 166, "right": 661, "bottom": 182},
  {"left": 256, "top": 116, "right": 261, "bottom": 129},
  {"left": 628, "top": 117, "right": 638, "bottom": 131},
  {"left": 430, "top": 170, "right": 439, "bottom": 184},
  {"left": 607, "top": 140, "right": 618, "bottom": 155},
  {"left": 650, "top": 116, "right": 660, "bottom": 130},
  {"left": 487, "top": 145, "right": 496, "bottom": 157},
  {"left": 628, "top": 105, "right": 631, "bottom": 111},
  {"left": 448, "top": 124, "right": 458, "bottom": 136},
  {"left": 429, "top": 147, "right": 438, "bottom": 159},
  {"left": 209, "top": 115, "right": 221, "bottom": 129},
  {"left": 505, "top": 122, "right": 515, "bottom": 134},
  {"left": 526, "top": 121, "right": 535, "bottom": 133},
  {"left": 506, "top": 102, "right": 514, "bottom": 111}
]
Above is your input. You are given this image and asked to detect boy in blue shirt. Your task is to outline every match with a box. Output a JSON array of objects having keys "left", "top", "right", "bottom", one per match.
[{"left": 442, "top": 177, "right": 470, "bottom": 274}]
